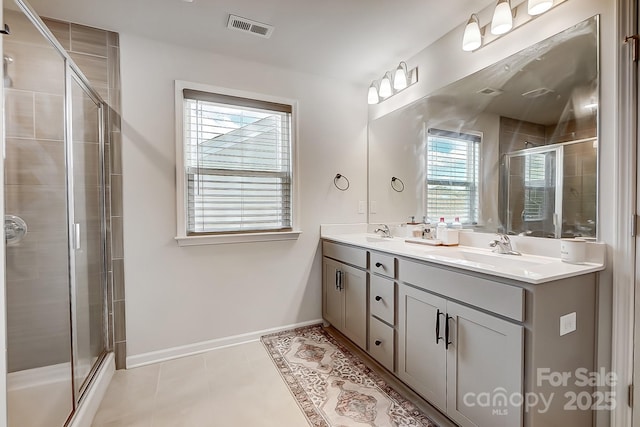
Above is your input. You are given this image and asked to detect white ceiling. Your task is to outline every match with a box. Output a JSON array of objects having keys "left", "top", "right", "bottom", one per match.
[{"left": 22, "top": 0, "right": 493, "bottom": 83}]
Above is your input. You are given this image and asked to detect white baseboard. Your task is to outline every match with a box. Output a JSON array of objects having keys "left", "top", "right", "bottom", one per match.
[
  {"left": 126, "top": 319, "right": 323, "bottom": 369},
  {"left": 68, "top": 352, "right": 115, "bottom": 427}
]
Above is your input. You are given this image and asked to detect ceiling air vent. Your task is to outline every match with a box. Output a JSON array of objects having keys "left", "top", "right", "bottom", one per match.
[
  {"left": 522, "top": 88, "right": 554, "bottom": 98},
  {"left": 477, "top": 87, "right": 504, "bottom": 96},
  {"left": 227, "top": 15, "right": 274, "bottom": 39}
]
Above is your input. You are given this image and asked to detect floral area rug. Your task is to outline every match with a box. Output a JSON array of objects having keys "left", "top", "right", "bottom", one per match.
[{"left": 261, "top": 325, "right": 438, "bottom": 427}]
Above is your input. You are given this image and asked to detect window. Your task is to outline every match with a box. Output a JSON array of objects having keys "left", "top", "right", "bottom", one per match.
[
  {"left": 523, "top": 153, "right": 547, "bottom": 221},
  {"left": 426, "top": 128, "right": 480, "bottom": 223},
  {"left": 175, "top": 83, "right": 298, "bottom": 245}
]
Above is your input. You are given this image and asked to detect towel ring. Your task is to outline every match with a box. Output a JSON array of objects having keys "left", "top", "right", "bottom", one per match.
[
  {"left": 334, "top": 174, "right": 350, "bottom": 191},
  {"left": 391, "top": 176, "right": 405, "bottom": 192}
]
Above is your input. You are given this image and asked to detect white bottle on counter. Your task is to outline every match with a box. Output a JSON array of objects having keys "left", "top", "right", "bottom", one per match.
[
  {"left": 436, "top": 217, "right": 447, "bottom": 239},
  {"left": 452, "top": 217, "right": 463, "bottom": 230}
]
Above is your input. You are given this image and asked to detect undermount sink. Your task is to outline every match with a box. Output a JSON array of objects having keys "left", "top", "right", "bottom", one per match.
[
  {"left": 434, "top": 249, "right": 554, "bottom": 270},
  {"left": 365, "top": 235, "right": 394, "bottom": 243}
]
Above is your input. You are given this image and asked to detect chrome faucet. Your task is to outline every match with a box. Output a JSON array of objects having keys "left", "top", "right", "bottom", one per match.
[
  {"left": 489, "top": 233, "right": 521, "bottom": 255},
  {"left": 374, "top": 224, "right": 392, "bottom": 238}
]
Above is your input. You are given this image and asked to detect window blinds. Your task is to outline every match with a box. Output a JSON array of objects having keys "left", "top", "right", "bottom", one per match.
[
  {"left": 183, "top": 90, "right": 292, "bottom": 234},
  {"left": 426, "top": 129, "right": 480, "bottom": 223},
  {"left": 523, "top": 153, "right": 547, "bottom": 221}
]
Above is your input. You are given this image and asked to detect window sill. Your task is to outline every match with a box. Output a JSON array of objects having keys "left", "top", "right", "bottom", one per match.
[{"left": 175, "top": 231, "right": 302, "bottom": 247}]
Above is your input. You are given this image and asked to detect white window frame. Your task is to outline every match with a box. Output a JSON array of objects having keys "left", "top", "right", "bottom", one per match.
[
  {"left": 425, "top": 128, "right": 482, "bottom": 225},
  {"left": 174, "top": 80, "right": 300, "bottom": 246}
]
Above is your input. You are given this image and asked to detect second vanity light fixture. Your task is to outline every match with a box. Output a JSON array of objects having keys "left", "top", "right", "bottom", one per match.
[
  {"left": 462, "top": 0, "right": 564, "bottom": 52},
  {"left": 368, "top": 61, "right": 418, "bottom": 105}
]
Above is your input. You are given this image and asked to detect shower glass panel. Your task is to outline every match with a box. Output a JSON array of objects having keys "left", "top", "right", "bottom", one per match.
[
  {"left": 505, "top": 149, "right": 559, "bottom": 238},
  {"left": 3, "top": 5, "right": 74, "bottom": 427},
  {"left": 504, "top": 139, "right": 597, "bottom": 238},
  {"left": 3, "top": 0, "right": 109, "bottom": 425},
  {"left": 69, "top": 73, "right": 106, "bottom": 397}
]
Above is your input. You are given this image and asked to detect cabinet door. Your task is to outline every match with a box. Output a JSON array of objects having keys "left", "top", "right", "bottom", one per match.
[
  {"left": 341, "top": 263, "right": 367, "bottom": 349},
  {"left": 445, "top": 301, "right": 523, "bottom": 427},
  {"left": 397, "top": 284, "right": 447, "bottom": 411},
  {"left": 322, "top": 258, "right": 343, "bottom": 328}
]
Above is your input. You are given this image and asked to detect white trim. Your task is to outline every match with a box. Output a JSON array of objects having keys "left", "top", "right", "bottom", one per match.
[
  {"left": 67, "top": 353, "right": 115, "bottom": 427},
  {"left": 175, "top": 230, "right": 301, "bottom": 246},
  {"left": 7, "top": 363, "right": 72, "bottom": 391},
  {"left": 126, "top": 319, "right": 322, "bottom": 368},
  {"left": 174, "top": 80, "right": 300, "bottom": 243}
]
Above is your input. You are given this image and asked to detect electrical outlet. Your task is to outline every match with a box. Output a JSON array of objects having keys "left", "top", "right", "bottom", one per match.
[
  {"left": 358, "top": 201, "right": 366, "bottom": 214},
  {"left": 560, "top": 312, "right": 577, "bottom": 336}
]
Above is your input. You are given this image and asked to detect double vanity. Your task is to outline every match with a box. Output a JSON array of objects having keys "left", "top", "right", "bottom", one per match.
[{"left": 321, "top": 227, "right": 605, "bottom": 427}]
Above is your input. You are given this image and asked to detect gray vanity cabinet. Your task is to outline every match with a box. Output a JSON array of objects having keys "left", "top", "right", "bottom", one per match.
[
  {"left": 397, "top": 284, "right": 448, "bottom": 411},
  {"left": 398, "top": 282, "right": 524, "bottom": 427},
  {"left": 445, "top": 301, "right": 523, "bottom": 427},
  {"left": 322, "top": 242, "right": 368, "bottom": 349}
]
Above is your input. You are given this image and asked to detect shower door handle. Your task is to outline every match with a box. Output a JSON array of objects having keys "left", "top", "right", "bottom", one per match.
[{"left": 73, "top": 223, "right": 81, "bottom": 250}]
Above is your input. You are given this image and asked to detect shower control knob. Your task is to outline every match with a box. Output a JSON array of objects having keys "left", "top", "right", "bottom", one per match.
[
  {"left": 375, "top": 296, "right": 382, "bottom": 301},
  {"left": 375, "top": 340, "right": 382, "bottom": 346}
]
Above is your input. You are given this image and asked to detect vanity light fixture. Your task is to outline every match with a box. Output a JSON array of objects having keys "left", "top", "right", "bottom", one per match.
[
  {"left": 462, "top": 14, "right": 483, "bottom": 51},
  {"left": 462, "top": 0, "right": 568, "bottom": 52},
  {"left": 527, "top": 0, "right": 553, "bottom": 15},
  {"left": 379, "top": 72, "right": 393, "bottom": 98},
  {"left": 368, "top": 81, "right": 380, "bottom": 105},
  {"left": 393, "top": 62, "right": 409, "bottom": 90},
  {"left": 491, "top": 0, "right": 514, "bottom": 35},
  {"left": 367, "top": 62, "right": 418, "bottom": 104}
]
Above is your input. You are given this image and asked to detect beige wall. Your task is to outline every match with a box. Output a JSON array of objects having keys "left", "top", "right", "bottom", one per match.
[{"left": 120, "top": 33, "right": 368, "bottom": 363}]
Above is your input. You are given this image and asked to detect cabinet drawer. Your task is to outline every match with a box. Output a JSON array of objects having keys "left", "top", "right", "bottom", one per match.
[
  {"left": 370, "top": 251, "right": 395, "bottom": 278},
  {"left": 323, "top": 241, "right": 367, "bottom": 268},
  {"left": 369, "top": 316, "right": 394, "bottom": 372},
  {"left": 370, "top": 275, "right": 394, "bottom": 325},
  {"left": 398, "top": 258, "right": 524, "bottom": 322}
]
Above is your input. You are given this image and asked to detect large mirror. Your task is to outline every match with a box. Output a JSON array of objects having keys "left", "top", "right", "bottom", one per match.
[{"left": 368, "top": 16, "right": 598, "bottom": 238}]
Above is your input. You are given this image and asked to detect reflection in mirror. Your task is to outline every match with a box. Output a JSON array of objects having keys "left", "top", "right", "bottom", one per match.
[{"left": 368, "top": 16, "right": 598, "bottom": 238}]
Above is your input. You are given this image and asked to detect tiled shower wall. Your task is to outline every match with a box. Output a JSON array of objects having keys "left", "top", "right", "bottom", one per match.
[
  {"left": 43, "top": 17, "right": 127, "bottom": 369},
  {"left": 5, "top": 12, "right": 126, "bottom": 370}
]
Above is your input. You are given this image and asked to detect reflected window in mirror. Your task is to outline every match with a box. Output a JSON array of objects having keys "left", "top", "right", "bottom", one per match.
[
  {"left": 523, "top": 154, "right": 548, "bottom": 221},
  {"left": 426, "top": 129, "right": 481, "bottom": 224}
]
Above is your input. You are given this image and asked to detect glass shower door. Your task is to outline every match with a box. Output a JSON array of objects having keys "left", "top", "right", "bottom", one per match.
[
  {"left": 3, "top": 4, "right": 74, "bottom": 426},
  {"left": 68, "top": 71, "right": 106, "bottom": 397},
  {"left": 505, "top": 147, "right": 561, "bottom": 237}
]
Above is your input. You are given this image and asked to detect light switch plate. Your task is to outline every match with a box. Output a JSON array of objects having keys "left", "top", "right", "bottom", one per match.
[
  {"left": 560, "top": 312, "right": 577, "bottom": 336},
  {"left": 358, "top": 201, "right": 366, "bottom": 214}
]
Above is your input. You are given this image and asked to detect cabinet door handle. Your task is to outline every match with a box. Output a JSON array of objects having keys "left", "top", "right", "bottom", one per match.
[
  {"left": 375, "top": 262, "right": 383, "bottom": 269},
  {"left": 445, "top": 314, "right": 453, "bottom": 350},
  {"left": 375, "top": 295, "right": 382, "bottom": 302},
  {"left": 375, "top": 340, "right": 382, "bottom": 346},
  {"left": 338, "top": 270, "right": 344, "bottom": 291},
  {"left": 335, "top": 270, "right": 340, "bottom": 290},
  {"left": 436, "top": 309, "right": 444, "bottom": 344}
]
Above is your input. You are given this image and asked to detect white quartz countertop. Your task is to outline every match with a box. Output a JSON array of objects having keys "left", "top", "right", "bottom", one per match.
[{"left": 321, "top": 233, "right": 605, "bottom": 285}]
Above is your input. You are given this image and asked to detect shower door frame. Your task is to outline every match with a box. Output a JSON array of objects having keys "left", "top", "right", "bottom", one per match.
[
  {"left": 504, "top": 144, "right": 564, "bottom": 238},
  {"left": 10, "top": 0, "right": 109, "bottom": 411}
]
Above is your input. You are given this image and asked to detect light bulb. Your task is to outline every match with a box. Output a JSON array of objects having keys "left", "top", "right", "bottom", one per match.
[
  {"left": 528, "top": 0, "right": 553, "bottom": 15},
  {"left": 462, "top": 14, "right": 482, "bottom": 51},
  {"left": 367, "top": 82, "right": 379, "bottom": 105},
  {"left": 491, "top": 0, "right": 513, "bottom": 35},
  {"left": 393, "top": 63, "right": 408, "bottom": 90},
  {"left": 379, "top": 73, "right": 392, "bottom": 98}
]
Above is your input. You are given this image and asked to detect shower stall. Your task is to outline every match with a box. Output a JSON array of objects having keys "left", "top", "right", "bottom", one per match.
[
  {"left": 503, "top": 137, "right": 598, "bottom": 238},
  {"left": 3, "top": 0, "right": 111, "bottom": 425}
]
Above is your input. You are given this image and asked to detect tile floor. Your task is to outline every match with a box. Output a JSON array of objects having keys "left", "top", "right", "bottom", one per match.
[{"left": 91, "top": 341, "right": 308, "bottom": 427}]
